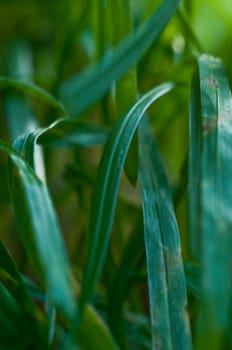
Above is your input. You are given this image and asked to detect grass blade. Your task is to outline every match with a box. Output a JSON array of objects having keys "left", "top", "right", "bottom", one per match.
[
  {"left": 0, "top": 282, "right": 32, "bottom": 349},
  {"left": 189, "top": 54, "right": 232, "bottom": 349},
  {"left": 110, "top": 0, "right": 138, "bottom": 186},
  {"left": 79, "top": 82, "right": 174, "bottom": 319},
  {"left": 0, "top": 141, "right": 76, "bottom": 319},
  {"left": 138, "top": 117, "right": 191, "bottom": 350},
  {"left": 108, "top": 220, "right": 144, "bottom": 349},
  {"left": 0, "top": 76, "right": 66, "bottom": 114},
  {"left": 38, "top": 118, "right": 110, "bottom": 148},
  {"left": 77, "top": 305, "right": 119, "bottom": 350},
  {"left": 59, "top": 0, "right": 180, "bottom": 116},
  {"left": 0, "top": 241, "right": 35, "bottom": 314},
  {"left": 0, "top": 241, "right": 49, "bottom": 349}
]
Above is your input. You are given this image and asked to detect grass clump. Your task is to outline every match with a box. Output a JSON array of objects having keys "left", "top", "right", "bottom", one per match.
[{"left": 0, "top": 0, "right": 232, "bottom": 349}]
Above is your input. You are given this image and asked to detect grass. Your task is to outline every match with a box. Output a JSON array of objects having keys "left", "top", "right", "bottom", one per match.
[{"left": 0, "top": 0, "right": 232, "bottom": 349}]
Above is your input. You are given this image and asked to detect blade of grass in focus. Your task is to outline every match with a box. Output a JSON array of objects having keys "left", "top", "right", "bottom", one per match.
[
  {"left": 189, "top": 54, "right": 232, "bottom": 349},
  {"left": 138, "top": 116, "right": 191, "bottom": 350},
  {"left": 59, "top": 0, "right": 181, "bottom": 116},
  {"left": 0, "top": 141, "right": 76, "bottom": 319},
  {"left": 78, "top": 82, "right": 174, "bottom": 324}
]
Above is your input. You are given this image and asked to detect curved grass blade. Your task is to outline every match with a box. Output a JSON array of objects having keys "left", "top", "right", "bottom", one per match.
[
  {"left": 0, "top": 76, "right": 66, "bottom": 114},
  {"left": 59, "top": 0, "right": 180, "bottom": 116},
  {"left": 79, "top": 82, "right": 174, "bottom": 318},
  {"left": 189, "top": 54, "right": 232, "bottom": 349},
  {"left": 38, "top": 118, "right": 110, "bottom": 148},
  {"left": 138, "top": 116, "right": 191, "bottom": 350},
  {"left": 0, "top": 141, "right": 76, "bottom": 319}
]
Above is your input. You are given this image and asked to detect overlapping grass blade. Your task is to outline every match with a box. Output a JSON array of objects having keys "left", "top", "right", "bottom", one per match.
[
  {"left": 7, "top": 118, "right": 109, "bottom": 170},
  {"left": 189, "top": 54, "right": 232, "bottom": 349},
  {"left": 79, "top": 82, "right": 174, "bottom": 318},
  {"left": 138, "top": 117, "right": 191, "bottom": 350},
  {"left": 0, "top": 141, "right": 76, "bottom": 319},
  {"left": 0, "top": 76, "right": 66, "bottom": 113},
  {"left": 59, "top": 0, "right": 180, "bottom": 116}
]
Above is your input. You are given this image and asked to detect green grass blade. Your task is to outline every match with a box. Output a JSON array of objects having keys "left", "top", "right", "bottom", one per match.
[
  {"left": 59, "top": 0, "right": 180, "bottom": 116},
  {"left": 138, "top": 117, "right": 191, "bottom": 350},
  {"left": 108, "top": 220, "right": 144, "bottom": 349},
  {"left": 188, "top": 72, "right": 202, "bottom": 258},
  {"left": 0, "top": 241, "right": 49, "bottom": 349},
  {"left": 79, "top": 82, "right": 174, "bottom": 318},
  {"left": 38, "top": 118, "right": 110, "bottom": 148},
  {"left": 190, "top": 54, "right": 232, "bottom": 349},
  {"left": 110, "top": 0, "right": 138, "bottom": 186},
  {"left": 184, "top": 262, "right": 201, "bottom": 298},
  {"left": 0, "top": 141, "right": 76, "bottom": 319},
  {"left": 3, "top": 42, "right": 37, "bottom": 140},
  {"left": 0, "top": 76, "right": 66, "bottom": 114},
  {"left": 77, "top": 305, "right": 119, "bottom": 350},
  {"left": 110, "top": 0, "right": 137, "bottom": 118},
  {"left": 0, "top": 282, "right": 32, "bottom": 349},
  {"left": 92, "top": 0, "right": 111, "bottom": 60},
  {"left": 0, "top": 241, "right": 35, "bottom": 313}
]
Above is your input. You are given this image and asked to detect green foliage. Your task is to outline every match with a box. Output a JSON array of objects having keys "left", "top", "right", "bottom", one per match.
[{"left": 0, "top": 0, "right": 232, "bottom": 349}]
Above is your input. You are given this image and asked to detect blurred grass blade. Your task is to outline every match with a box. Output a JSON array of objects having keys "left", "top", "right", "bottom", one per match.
[
  {"left": 4, "top": 42, "right": 37, "bottom": 140},
  {"left": 110, "top": 0, "right": 138, "bottom": 186},
  {"left": 188, "top": 72, "right": 202, "bottom": 258},
  {"left": 189, "top": 54, "right": 232, "bottom": 349},
  {"left": 108, "top": 221, "right": 144, "bottom": 349},
  {"left": 3, "top": 42, "right": 46, "bottom": 183},
  {"left": 0, "top": 282, "right": 32, "bottom": 349},
  {"left": 138, "top": 117, "right": 191, "bottom": 350},
  {"left": 38, "top": 118, "right": 110, "bottom": 148},
  {"left": 0, "top": 241, "right": 48, "bottom": 349},
  {"left": 77, "top": 305, "right": 119, "bottom": 350},
  {"left": 184, "top": 262, "right": 201, "bottom": 298},
  {"left": 110, "top": 0, "right": 137, "bottom": 118},
  {"left": 59, "top": 0, "right": 180, "bottom": 116},
  {"left": 79, "top": 82, "right": 174, "bottom": 318},
  {"left": 60, "top": 280, "right": 119, "bottom": 350},
  {"left": 0, "top": 241, "right": 35, "bottom": 313},
  {"left": 0, "top": 76, "right": 66, "bottom": 113},
  {"left": 0, "top": 140, "right": 76, "bottom": 319}
]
